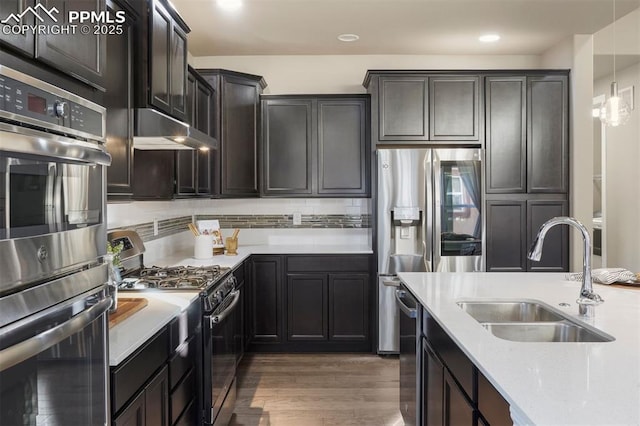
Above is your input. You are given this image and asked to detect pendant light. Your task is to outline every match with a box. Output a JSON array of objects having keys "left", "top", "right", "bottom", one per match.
[{"left": 600, "top": 0, "right": 631, "bottom": 127}]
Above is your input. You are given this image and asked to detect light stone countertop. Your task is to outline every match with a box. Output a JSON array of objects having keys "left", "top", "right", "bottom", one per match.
[
  {"left": 398, "top": 272, "right": 640, "bottom": 426},
  {"left": 109, "top": 244, "right": 372, "bottom": 366}
]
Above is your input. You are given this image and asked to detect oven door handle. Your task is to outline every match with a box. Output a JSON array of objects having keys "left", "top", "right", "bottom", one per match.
[
  {"left": 0, "top": 296, "right": 111, "bottom": 372},
  {"left": 209, "top": 290, "right": 240, "bottom": 327}
]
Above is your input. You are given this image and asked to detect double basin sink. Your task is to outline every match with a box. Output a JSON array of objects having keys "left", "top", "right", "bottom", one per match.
[{"left": 457, "top": 300, "right": 614, "bottom": 342}]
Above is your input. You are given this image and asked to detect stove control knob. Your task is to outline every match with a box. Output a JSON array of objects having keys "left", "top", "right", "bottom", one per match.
[{"left": 54, "top": 101, "right": 68, "bottom": 118}]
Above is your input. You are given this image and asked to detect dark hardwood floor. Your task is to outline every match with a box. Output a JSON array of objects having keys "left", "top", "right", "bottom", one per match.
[{"left": 230, "top": 353, "right": 403, "bottom": 426}]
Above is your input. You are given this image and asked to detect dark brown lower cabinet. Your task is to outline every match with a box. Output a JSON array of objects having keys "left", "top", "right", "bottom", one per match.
[
  {"left": 251, "top": 255, "right": 283, "bottom": 344},
  {"left": 421, "top": 309, "right": 512, "bottom": 426},
  {"left": 329, "top": 274, "right": 369, "bottom": 341},
  {"left": 249, "top": 254, "right": 372, "bottom": 352},
  {"left": 287, "top": 274, "right": 328, "bottom": 341},
  {"left": 113, "top": 366, "right": 169, "bottom": 426}
]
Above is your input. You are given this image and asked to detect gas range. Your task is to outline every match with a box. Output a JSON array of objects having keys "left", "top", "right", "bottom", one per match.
[
  {"left": 108, "top": 230, "right": 235, "bottom": 312},
  {"left": 119, "top": 265, "right": 230, "bottom": 291}
]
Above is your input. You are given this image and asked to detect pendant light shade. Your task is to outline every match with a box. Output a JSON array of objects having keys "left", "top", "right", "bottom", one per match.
[
  {"left": 600, "top": 82, "right": 631, "bottom": 127},
  {"left": 599, "top": 0, "right": 632, "bottom": 127}
]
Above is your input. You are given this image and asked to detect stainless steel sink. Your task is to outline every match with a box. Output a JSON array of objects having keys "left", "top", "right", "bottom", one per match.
[
  {"left": 457, "top": 301, "right": 564, "bottom": 323},
  {"left": 482, "top": 322, "right": 614, "bottom": 343},
  {"left": 457, "top": 300, "right": 615, "bottom": 343}
]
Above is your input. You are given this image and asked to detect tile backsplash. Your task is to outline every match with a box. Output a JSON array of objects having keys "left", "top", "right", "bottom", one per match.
[{"left": 107, "top": 198, "right": 372, "bottom": 243}]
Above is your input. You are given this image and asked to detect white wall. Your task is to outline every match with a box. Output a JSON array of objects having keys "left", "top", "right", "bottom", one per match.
[
  {"left": 594, "top": 62, "right": 640, "bottom": 271},
  {"left": 193, "top": 54, "right": 541, "bottom": 94}
]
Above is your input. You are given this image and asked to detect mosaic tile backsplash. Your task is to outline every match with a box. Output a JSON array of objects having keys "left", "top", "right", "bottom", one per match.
[{"left": 114, "top": 214, "right": 371, "bottom": 242}]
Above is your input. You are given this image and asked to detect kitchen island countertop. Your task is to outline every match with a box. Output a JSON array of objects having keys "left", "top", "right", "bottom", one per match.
[{"left": 398, "top": 272, "right": 640, "bottom": 425}]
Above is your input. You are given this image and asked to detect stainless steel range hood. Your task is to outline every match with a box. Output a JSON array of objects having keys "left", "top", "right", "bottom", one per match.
[{"left": 133, "top": 108, "right": 218, "bottom": 150}]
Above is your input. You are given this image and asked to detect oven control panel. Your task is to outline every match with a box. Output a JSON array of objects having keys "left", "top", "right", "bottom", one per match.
[{"left": 0, "top": 66, "right": 105, "bottom": 141}]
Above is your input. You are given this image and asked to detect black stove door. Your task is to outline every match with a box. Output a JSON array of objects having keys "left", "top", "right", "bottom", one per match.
[{"left": 202, "top": 289, "right": 240, "bottom": 425}]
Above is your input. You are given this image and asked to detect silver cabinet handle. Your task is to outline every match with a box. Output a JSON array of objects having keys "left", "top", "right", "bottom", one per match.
[
  {"left": 395, "top": 290, "right": 417, "bottom": 319},
  {"left": 0, "top": 296, "right": 111, "bottom": 372},
  {"left": 383, "top": 279, "right": 401, "bottom": 287},
  {"left": 210, "top": 290, "right": 240, "bottom": 326}
]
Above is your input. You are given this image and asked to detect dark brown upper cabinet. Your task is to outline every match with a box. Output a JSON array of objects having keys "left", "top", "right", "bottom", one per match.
[
  {"left": 0, "top": 0, "right": 35, "bottom": 56},
  {"left": 197, "top": 69, "right": 267, "bottom": 198},
  {"left": 485, "top": 73, "right": 568, "bottom": 194},
  {"left": 527, "top": 75, "right": 569, "bottom": 194},
  {"left": 171, "top": 67, "right": 215, "bottom": 198},
  {"left": 261, "top": 98, "right": 314, "bottom": 196},
  {"left": 429, "top": 76, "right": 480, "bottom": 141},
  {"left": 105, "top": 0, "right": 135, "bottom": 200},
  {"left": 364, "top": 71, "right": 481, "bottom": 145},
  {"left": 132, "top": 0, "right": 190, "bottom": 122},
  {"left": 0, "top": 0, "right": 106, "bottom": 90},
  {"left": 261, "top": 95, "right": 370, "bottom": 198}
]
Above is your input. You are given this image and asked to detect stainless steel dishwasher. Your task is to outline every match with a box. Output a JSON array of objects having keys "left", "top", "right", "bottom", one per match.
[{"left": 397, "top": 284, "right": 420, "bottom": 426}]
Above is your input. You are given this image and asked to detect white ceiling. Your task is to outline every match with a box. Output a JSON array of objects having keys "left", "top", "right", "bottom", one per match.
[{"left": 171, "top": 0, "right": 640, "bottom": 57}]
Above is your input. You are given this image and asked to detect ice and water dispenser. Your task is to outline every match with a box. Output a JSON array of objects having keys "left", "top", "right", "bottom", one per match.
[{"left": 388, "top": 206, "right": 427, "bottom": 273}]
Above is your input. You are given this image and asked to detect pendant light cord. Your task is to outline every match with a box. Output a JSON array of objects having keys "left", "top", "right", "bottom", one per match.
[{"left": 613, "top": 0, "right": 616, "bottom": 83}]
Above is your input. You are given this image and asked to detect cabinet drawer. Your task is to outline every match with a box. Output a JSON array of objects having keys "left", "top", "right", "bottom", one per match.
[
  {"left": 170, "top": 367, "right": 196, "bottom": 426},
  {"left": 169, "top": 334, "right": 197, "bottom": 389},
  {"left": 287, "top": 255, "right": 370, "bottom": 273},
  {"left": 112, "top": 327, "right": 169, "bottom": 415},
  {"left": 423, "top": 311, "right": 474, "bottom": 400},
  {"left": 173, "top": 399, "right": 197, "bottom": 426}
]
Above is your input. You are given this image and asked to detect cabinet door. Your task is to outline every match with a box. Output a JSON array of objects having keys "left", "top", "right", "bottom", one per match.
[
  {"left": 477, "top": 372, "right": 511, "bottom": 426},
  {"left": 132, "top": 150, "right": 175, "bottom": 200},
  {"left": 486, "top": 200, "right": 526, "bottom": 272},
  {"left": 113, "top": 392, "right": 145, "bottom": 426},
  {"left": 287, "top": 274, "right": 328, "bottom": 341},
  {"left": 429, "top": 76, "right": 480, "bottom": 141},
  {"left": 196, "top": 148, "right": 211, "bottom": 195},
  {"left": 527, "top": 200, "right": 569, "bottom": 272},
  {"left": 196, "top": 80, "right": 212, "bottom": 134},
  {"left": 170, "top": 23, "right": 187, "bottom": 121},
  {"left": 328, "top": 274, "right": 369, "bottom": 341},
  {"left": 35, "top": 0, "right": 106, "bottom": 90},
  {"left": 0, "top": 0, "right": 35, "bottom": 56},
  {"left": 186, "top": 71, "right": 196, "bottom": 126},
  {"left": 251, "top": 256, "right": 283, "bottom": 342},
  {"left": 221, "top": 76, "right": 259, "bottom": 196},
  {"left": 485, "top": 77, "right": 526, "bottom": 193},
  {"left": 378, "top": 76, "right": 429, "bottom": 142},
  {"left": 422, "top": 339, "right": 444, "bottom": 426},
  {"left": 527, "top": 75, "right": 569, "bottom": 193},
  {"left": 317, "top": 99, "right": 369, "bottom": 196},
  {"left": 149, "top": 0, "right": 172, "bottom": 113},
  {"left": 443, "top": 369, "right": 474, "bottom": 426},
  {"left": 175, "top": 151, "right": 196, "bottom": 195},
  {"left": 106, "top": 0, "right": 134, "bottom": 199},
  {"left": 262, "top": 99, "right": 313, "bottom": 196},
  {"left": 145, "top": 365, "right": 169, "bottom": 426},
  {"left": 244, "top": 259, "right": 253, "bottom": 347}
]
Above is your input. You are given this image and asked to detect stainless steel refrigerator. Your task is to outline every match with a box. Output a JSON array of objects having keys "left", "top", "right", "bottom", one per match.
[{"left": 377, "top": 148, "right": 483, "bottom": 354}]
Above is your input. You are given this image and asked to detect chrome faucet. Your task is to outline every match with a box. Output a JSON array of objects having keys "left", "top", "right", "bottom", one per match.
[{"left": 528, "top": 216, "right": 603, "bottom": 316}]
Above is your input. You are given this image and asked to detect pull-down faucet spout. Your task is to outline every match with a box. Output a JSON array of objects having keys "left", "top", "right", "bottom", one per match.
[{"left": 528, "top": 217, "right": 603, "bottom": 316}]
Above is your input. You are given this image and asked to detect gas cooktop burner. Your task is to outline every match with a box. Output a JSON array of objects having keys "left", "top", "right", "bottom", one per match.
[{"left": 119, "top": 265, "right": 229, "bottom": 291}]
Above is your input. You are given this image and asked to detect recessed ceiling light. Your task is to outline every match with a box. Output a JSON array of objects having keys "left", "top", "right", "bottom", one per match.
[
  {"left": 479, "top": 34, "right": 500, "bottom": 43},
  {"left": 337, "top": 34, "right": 359, "bottom": 42},
  {"left": 217, "top": 0, "right": 242, "bottom": 11}
]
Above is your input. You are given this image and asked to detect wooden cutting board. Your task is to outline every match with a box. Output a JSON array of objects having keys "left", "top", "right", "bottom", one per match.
[
  {"left": 609, "top": 282, "right": 640, "bottom": 290},
  {"left": 108, "top": 298, "right": 148, "bottom": 328}
]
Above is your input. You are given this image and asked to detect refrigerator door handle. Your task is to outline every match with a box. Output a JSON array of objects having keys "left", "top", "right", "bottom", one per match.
[
  {"left": 424, "top": 149, "right": 433, "bottom": 272},
  {"left": 432, "top": 149, "right": 442, "bottom": 271}
]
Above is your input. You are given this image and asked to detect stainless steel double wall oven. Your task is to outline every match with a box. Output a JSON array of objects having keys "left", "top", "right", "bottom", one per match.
[{"left": 0, "top": 65, "right": 112, "bottom": 425}]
